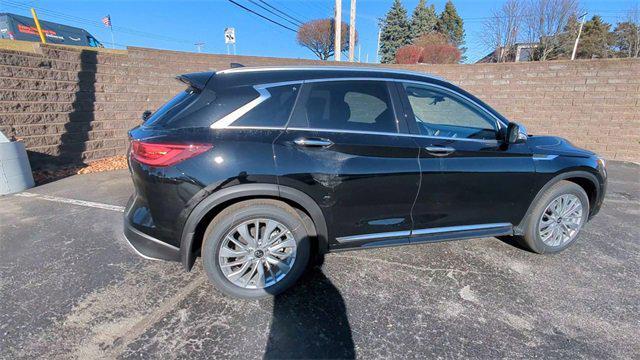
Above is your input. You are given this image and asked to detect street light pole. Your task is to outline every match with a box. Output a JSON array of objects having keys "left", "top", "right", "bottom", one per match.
[
  {"left": 334, "top": 0, "right": 342, "bottom": 61},
  {"left": 571, "top": 13, "right": 588, "bottom": 60},
  {"left": 348, "top": 0, "right": 356, "bottom": 62}
]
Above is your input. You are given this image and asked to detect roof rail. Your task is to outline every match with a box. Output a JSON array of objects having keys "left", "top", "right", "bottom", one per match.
[{"left": 216, "top": 65, "right": 442, "bottom": 80}]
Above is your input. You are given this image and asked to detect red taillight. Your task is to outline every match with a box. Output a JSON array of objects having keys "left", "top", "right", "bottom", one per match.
[{"left": 130, "top": 140, "right": 212, "bottom": 167}]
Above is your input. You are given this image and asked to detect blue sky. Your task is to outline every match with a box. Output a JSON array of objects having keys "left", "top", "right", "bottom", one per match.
[{"left": 1, "top": 0, "right": 638, "bottom": 63}]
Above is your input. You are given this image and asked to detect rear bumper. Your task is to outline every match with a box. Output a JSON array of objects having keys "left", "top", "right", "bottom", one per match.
[{"left": 124, "top": 217, "right": 180, "bottom": 261}]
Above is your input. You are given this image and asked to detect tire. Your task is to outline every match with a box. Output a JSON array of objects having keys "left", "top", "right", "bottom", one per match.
[
  {"left": 201, "top": 199, "right": 310, "bottom": 299},
  {"left": 521, "top": 180, "right": 590, "bottom": 254}
]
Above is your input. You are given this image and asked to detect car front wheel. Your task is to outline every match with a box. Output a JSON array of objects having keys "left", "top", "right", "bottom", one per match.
[
  {"left": 521, "top": 180, "right": 590, "bottom": 254},
  {"left": 202, "top": 199, "right": 311, "bottom": 299}
]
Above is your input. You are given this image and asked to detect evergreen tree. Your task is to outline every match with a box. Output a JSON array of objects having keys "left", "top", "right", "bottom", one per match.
[
  {"left": 410, "top": 0, "right": 437, "bottom": 40},
  {"left": 577, "top": 16, "right": 613, "bottom": 59},
  {"left": 436, "top": 0, "right": 465, "bottom": 60},
  {"left": 379, "top": 0, "right": 411, "bottom": 63}
]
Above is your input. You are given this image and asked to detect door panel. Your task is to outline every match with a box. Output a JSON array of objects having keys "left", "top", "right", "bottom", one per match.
[
  {"left": 396, "top": 81, "right": 535, "bottom": 232},
  {"left": 435, "top": 140, "right": 534, "bottom": 227},
  {"left": 274, "top": 80, "right": 420, "bottom": 250},
  {"left": 275, "top": 130, "right": 419, "bottom": 250}
]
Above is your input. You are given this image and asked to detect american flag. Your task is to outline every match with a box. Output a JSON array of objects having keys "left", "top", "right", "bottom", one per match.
[{"left": 101, "top": 15, "right": 111, "bottom": 27}]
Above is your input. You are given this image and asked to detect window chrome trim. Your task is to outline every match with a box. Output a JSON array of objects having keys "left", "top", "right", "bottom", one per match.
[
  {"left": 286, "top": 127, "right": 500, "bottom": 144},
  {"left": 336, "top": 223, "right": 513, "bottom": 244},
  {"left": 226, "top": 125, "right": 286, "bottom": 131},
  {"left": 210, "top": 76, "right": 507, "bottom": 136}
]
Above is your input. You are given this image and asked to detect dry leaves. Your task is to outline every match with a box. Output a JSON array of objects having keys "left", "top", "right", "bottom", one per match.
[{"left": 33, "top": 155, "right": 128, "bottom": 184}]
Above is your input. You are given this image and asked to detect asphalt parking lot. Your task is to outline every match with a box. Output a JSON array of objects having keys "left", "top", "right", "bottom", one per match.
[{"left": 1, "top": 161, "right": 638, "bottom": 359}]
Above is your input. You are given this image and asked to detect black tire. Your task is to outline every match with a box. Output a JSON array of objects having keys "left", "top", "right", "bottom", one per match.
[
  {"left": 201, "top": 199, "right": 311, "bottom": 299},
  {"left": 521, "top": 180, "right": 590, "bottom": 254}
]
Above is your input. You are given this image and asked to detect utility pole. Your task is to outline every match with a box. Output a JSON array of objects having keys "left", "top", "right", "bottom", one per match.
[
  {"left": 195, "top": 42, "right": 204, "bottom": 53},
  {"left": 348, "top": 0, "right": 356, "bottom": 62},
  {"left": 376, "top": 27, "right": 381, "bottom": 63},
  {"left": 30, "top": 8, "right": 46, "bottom": 44},
  {"left": 571, "top": 12, "right": 588, "bottom": 60},
  {"left": 334, "top": 0, "right": 342, "bottom": 61}
]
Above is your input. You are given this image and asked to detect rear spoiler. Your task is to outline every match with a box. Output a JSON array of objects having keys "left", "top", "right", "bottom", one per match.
[{"left": 175, "top": 72, "right": 215, "bottom": 91}]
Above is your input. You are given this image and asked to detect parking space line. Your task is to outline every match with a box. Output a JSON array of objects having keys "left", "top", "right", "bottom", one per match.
[{"left": 15, "top": 192, "right": 125, "bottom": 212}]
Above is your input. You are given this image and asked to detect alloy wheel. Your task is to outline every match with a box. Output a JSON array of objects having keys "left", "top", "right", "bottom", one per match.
[
  {"left": 538, "top": 194, "right": 584, "bottom": 247},
  {"left": 218, "top": 218, "right": 297, "bottom": 289}
]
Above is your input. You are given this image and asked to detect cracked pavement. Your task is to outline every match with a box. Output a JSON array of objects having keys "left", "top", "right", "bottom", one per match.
[{"left": 1, "top": 161, "right": 638, "bottom": 359}]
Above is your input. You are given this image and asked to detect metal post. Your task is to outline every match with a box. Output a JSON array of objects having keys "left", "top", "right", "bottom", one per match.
[
  {"left": 348, "top": 0, "right": 356, "bottom": 62},
  {"left": 571, "top": 13, "right": 587, "bottom": 60},
  {"left": 110, "top": 27, "right": 115, "bottom": 49},
  {"left": 334, "top": 0, "right": 342, "bottom": 61},
  {"left": 376, "top": 28, "right": 381, "bottom": 63},
  {"left": 30, "top": 8, "right": 46, "bottom": 44}
]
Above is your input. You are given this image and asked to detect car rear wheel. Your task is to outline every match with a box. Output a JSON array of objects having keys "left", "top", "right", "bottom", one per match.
[
  {"left": 202, "top": 199, "right": 310, "bottom": 299},
  {"left": 521, "top": 180, "right": 589, "bottom": 254}
]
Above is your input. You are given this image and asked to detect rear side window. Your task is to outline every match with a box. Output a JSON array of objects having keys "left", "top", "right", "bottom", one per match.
[
  {"left": 233, "top": 84, "right": 300, "bottom": 127},
  {"left": 290, "top": 80, "right": 397, "bottom": 133}
]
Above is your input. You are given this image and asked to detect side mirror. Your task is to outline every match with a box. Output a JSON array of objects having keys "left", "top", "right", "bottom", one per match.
[
  {"left": 141, "top": 110, "right": 152, "bottom": 122},
  {"left": 506, "top": 122, "right": 527, "bottom": 144}
]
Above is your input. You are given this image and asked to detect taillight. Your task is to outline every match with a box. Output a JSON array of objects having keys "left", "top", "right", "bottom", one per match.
[{"left": 130, "top": 140, "right": 212, "bottom": 167}]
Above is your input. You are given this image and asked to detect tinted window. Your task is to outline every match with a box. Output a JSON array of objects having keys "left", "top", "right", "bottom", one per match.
[
  {"left": 143, "top": 89, "right": 198, "bottom": 127},
  {"left": 148, "top": 86, "right": 259, "bottom": 129},
  {"left": 291, "top": 81, "right": 397, "bottom": 133},
  {"left": 403, "top": 83, "right": 498, "bottom": 140},
  {"left": 234, "top": 84, "right": 300, "bottom": 127}
]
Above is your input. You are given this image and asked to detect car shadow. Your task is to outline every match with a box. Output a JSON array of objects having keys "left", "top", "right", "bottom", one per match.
[{"left": 263, "top": 261, "right": 355, "bottom": 359}]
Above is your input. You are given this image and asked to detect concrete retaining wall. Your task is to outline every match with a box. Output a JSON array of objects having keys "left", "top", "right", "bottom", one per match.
[{"left": 0, "top": 43, "right": 638, "bottom": 168}]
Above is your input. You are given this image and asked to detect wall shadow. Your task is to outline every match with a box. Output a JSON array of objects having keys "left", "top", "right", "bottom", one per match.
[
  {"left": 27, "top": 49, "right": 97, "bottom": 182},
  {"left": 58, "top": 49, "right": 97, "bottom": 167},
  {"left": 264, "top": 259, "right": 355, "bottom": 359}
]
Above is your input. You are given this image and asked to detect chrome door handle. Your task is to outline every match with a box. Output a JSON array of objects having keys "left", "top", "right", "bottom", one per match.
[
  {"left": 294, "top": 137, "right": 333, "bottom": 147},
  {"left": 425, "top": 146, "right": 455, "bottom": 157}
]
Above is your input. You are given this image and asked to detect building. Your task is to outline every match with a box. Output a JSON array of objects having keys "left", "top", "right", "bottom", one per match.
[
  {"left": 0, "top": 12, "right": 102, "bottom": 47},
  {"left": 476, "top": 43, "right": 538, "bottom": 63}
]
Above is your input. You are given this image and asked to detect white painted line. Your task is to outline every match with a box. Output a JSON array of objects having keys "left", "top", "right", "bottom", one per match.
[{"left": 15, "top": 192, "right": 125, "bottom": 212}]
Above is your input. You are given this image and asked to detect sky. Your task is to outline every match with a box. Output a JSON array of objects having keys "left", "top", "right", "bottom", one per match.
[{"left": 1, "top": 0, "right": 638, "bottom": 63}]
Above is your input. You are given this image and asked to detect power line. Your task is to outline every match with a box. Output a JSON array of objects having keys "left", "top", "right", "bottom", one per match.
[
  {"left": 227, "top": 0, "right": 298, "bottom": 32},
  {"left": 254, "top": 0, "right": 305, "bottom": 25},
  {"left": 247, "top": 0, "right": 302, "bottom": 27},
  {"left": 270, "top": 0, "right": 314, "bottom": 23}
]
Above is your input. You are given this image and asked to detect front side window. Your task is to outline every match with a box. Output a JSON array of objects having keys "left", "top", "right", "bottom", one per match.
[
  {"left": 290, "top": 80, "right": 397, "bottom": 133},
  {"left": 402, "top": 83, "right": 498, "bottom": 140}
]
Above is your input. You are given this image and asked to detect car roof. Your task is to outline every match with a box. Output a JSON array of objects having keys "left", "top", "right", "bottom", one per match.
[{"left": 210, "top": 65, "right": 445, "bottom": 88}]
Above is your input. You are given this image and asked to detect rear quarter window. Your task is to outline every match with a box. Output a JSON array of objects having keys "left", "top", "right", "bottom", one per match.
[
  {"left": 143, "top": 89, "right": 198, "bottom": 127},
  {"left": 147, "top": 86, "right": 259, "bottom": 129},
  {"left": 232, "top": 84, "right": 300, "bottom": 127}
]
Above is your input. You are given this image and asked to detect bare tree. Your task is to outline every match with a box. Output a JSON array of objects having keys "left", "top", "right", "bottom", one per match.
[
  {"left": 482, "top": 0, "right": 524, "bottom": 62},
  {"left": 297, "top": 19, "right": 355, "bottom": 60},
  {"left": 524, "top": 0, "right": 579, "bottom": 60},
  {"left": 617, "top": 5, "right": 640, "bottom": 58}
]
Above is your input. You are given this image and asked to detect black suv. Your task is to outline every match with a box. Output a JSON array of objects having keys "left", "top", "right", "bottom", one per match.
[{"left": 125, "top": 66, "right": 607, "bottom": 298}]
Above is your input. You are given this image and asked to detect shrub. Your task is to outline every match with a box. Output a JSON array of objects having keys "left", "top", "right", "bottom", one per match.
[{"left": 395, "top": 45, "right": 424, "bottom": 64}]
